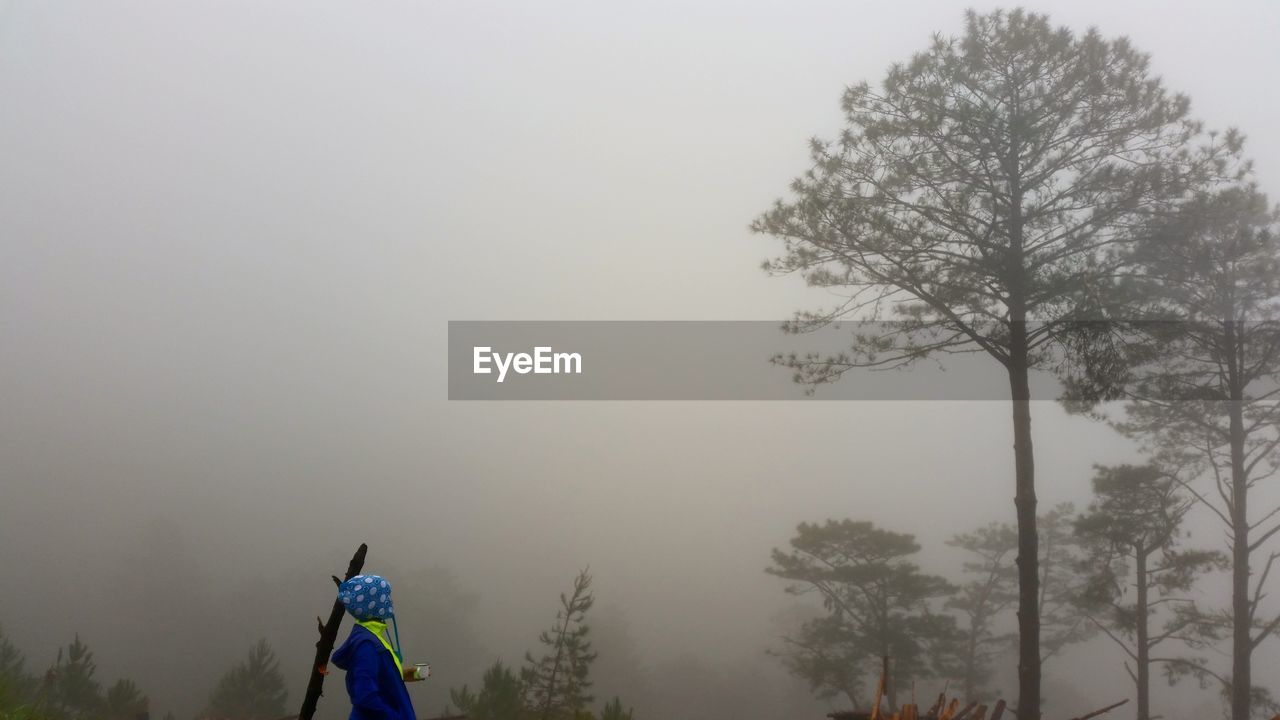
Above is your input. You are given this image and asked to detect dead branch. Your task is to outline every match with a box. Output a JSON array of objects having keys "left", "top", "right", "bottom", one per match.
[
  {"left": 298, "top": 543, "right": 368, "bottom": 720},
  {"left": 1068, "top": 699, "right": 1129, "bottom": 720}
]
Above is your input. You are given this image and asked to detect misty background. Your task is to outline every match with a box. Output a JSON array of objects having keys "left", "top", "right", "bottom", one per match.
[{"left": 2, "top": 1, "right": 1279, "bottom": 719}]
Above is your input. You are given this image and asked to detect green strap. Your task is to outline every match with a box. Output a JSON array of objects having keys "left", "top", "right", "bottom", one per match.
[{"left": 356, "top": 620, "right": 404, "bottom": 676}]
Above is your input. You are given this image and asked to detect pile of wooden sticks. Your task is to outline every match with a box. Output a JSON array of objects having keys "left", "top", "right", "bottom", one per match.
[{"left": 826, "top": 659, "right": 1128, "bottom": 720}]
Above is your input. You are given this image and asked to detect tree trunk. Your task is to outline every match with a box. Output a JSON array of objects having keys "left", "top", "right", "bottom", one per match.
[
  {"left": 538, "top": 597, "right": 575, "bottom": 720},
  {"left": 1135, "top": 547, "right": 1150, "bottom": 720},
  {"left": 1005, "top": 110, "right": 1040, "bottom": 720},
  {"left": 1009, "top": 328, "right": 1040, "bottom": 720},
  {"left": 1228, "top": 397, "right": 1251, "bottom": 720},
  {"left": 884, "top": 641, "right": 897, "bottom": 710},
  {"left": 1223, "top": 319, "right": 1251, "bottom": 720},
  {"left": 963, "top": 624, "right": 979, "bottom": 701}
]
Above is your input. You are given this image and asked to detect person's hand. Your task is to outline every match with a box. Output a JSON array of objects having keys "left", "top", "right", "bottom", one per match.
[{"left": 402, "top": 664, "right": 430, "bottom": 682}]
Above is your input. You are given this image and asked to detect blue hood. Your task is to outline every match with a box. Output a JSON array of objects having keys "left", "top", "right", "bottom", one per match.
[{"left": 331, "top": 623, "right": 381, "bottom": 670}]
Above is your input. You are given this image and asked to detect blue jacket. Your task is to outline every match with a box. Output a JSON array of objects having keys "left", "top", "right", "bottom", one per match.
[{"left": 331, "top": 624, "right": 418, "bottom": 720}]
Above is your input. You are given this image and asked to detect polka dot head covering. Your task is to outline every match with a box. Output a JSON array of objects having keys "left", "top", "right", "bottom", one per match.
[{"left": 338, "top": 574, "right": 395, "bottom": 621}]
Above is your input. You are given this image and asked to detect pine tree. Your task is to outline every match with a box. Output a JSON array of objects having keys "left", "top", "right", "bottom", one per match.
[
  {"left": 450, "top": 661, "right": 526, "bottom": 720},
  {"left": 947, "top": 508, "right": 1095, "bottom": 699},
  {"left": 45, "top": 636, "right": 103, "bottom": 720},
  {"left": 768, "top": 612, "right": 869, "bottom": 708},
  {"left": 1036, "top": 504, "right": 1095, "bottom": 662},
  {"left": 0, "top": 625, "right": 35, "bottom": 715},
  {"left": 202, "top": 639, "right": 288, "bottom": 720},
  {"left": 1075, "top": 464, "right": 1226, "bottom": 720},
  {"left": 28, "top": 635, "right": 148, "bottom": 720},
  {"left": 598, "top": 697, "right": 633, "bottom": 720},
  {"left": 102, "top": 679, "right": 148, "bottom": 720},
  {"left": 946, "top": 523, "right": 1018, "bottom": 700},
  {"left": 768, "top": 520, "right": 958, "bottom": 709},
  {"left": 522, "top": 569, "right": 598, "bottom": 720}
]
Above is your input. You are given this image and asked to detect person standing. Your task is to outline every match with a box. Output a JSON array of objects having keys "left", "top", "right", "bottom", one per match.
[{"left": 330, "top": 574, "right": 424, "bottom": 720}]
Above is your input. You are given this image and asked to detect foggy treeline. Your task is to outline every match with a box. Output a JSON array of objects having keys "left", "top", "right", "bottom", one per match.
[
  {"left": 0, "top": 540, "right": 824, "bottom": 720},
  {"left": 3, "top": 3, "right": 1280, "bottom": 720}
]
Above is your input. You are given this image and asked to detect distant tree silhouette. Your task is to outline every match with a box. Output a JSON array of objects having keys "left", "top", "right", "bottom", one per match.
[
  {"left": 522, "top": 570, "right": 597, "bottom": 720},
  {"left": 947, "top": 523, "right": 1018, "bottom": 700},
  {"left": 768, "top": 520, "right": 958, "bottom": 708},
  {"left": 585, "top": 605, "right": 651, "bottom": 720},
  {"left": 1075, "top": 464, "right": 1226, "bottom": 720},
  {"left": 598, "top": 697, "right": 633, "bottom": 720},
  {"left": 451, "top": 660, "right": 526, "bottom": 720},
  {"left": 202, "top": 639, "right": 287, "bottom": 720},
  {"left": 23, "top": 635, "right": 148, "bottom": 720},
  {"left": 1034, "top": 504, "right": 1095, "bottom": 663},
  {"left": 947, "top": 506, "right": 1095, "bottom": 700},
  {"left": 769, "top": 611, "right": 871, "bottom": 709},
  {"left": 0, "top": 625, "right": 36, "bottom": 716},
  {"left": 45, "top": 637, "right": 103, "bottom": 720},
  {"left": 102, "top": 679, "right": 147, "bottom": 720}
]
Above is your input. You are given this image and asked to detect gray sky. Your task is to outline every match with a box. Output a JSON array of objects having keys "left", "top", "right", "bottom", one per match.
[{"left": 2, "top": 2, "right": 1279, "bottom": 719}]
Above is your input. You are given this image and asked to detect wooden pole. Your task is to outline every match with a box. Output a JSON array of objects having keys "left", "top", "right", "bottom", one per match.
[{"left": 298, "top": 543, "right": 368, "bottom": 720}]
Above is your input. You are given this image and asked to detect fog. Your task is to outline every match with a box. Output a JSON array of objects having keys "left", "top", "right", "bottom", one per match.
[{"left": 2, "top": 2, "right": 1280, "bottom": 719}]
